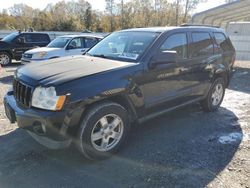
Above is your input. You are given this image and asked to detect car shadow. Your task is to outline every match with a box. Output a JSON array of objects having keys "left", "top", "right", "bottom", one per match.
[{"left": 0, "top": 105, "right": 242, "bottom": 188}]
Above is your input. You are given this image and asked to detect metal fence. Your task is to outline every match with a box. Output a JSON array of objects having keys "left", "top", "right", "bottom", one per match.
[{"left": 227, "top": 22, "right": 250, "bottom": 61}]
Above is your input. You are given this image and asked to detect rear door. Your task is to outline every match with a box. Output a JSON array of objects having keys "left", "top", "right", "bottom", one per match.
[
  {"left": 84, "top": 37, "right": 100, "bottom": 53},
  {"left": 187, "top": 31, "right": 216, "bottom": 96},
  {"left": 31, "top": 34, "right": 50, "bottom": 47}
]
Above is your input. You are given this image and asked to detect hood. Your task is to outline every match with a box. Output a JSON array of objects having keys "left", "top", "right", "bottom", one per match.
[
  {"left": 25, "top": 47, "right": 61, "bottom": 54},
  {"left": 17, "top": 55, "right": 135, "bottom": 86}
]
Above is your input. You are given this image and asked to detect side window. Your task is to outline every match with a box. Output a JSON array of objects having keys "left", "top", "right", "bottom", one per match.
[
  {"left": 14, "top": 35, "right": 25, "bottom": 43},
  {"left": 68, "top": 38, "right": 82, "bottom": 49},
  {"left": 85, "top": 37, "right": 98, "bottom": 48},
  {"left": 191, "top": 32, "right": 213, "bottom": 57},
  {"left": 160, "top": 33, "right": 188, "bottom": 59},
  {"left": 214, "top": 32, "right": 232, "bottom": 52},
  {"left": 24, "top": 34, "right": 33, "bottom": 43},
  {"left": 31, "top": 34, "right": 50, "bottom": 43}
]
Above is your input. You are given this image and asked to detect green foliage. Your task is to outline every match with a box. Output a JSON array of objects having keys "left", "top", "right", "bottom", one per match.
[{"left": 0, "top": 0, "right": 204, "bottom": 32}]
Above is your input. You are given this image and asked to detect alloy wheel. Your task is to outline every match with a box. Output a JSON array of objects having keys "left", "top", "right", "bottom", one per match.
[
  {"left": 91, "top": 114, "right": 124, "bottom": 152},
  {"left": 211, "top": 83, "right": 224, "bottom": 106},
  {"left": 0, "top": 54, "right": 10, "bottom": 65}
]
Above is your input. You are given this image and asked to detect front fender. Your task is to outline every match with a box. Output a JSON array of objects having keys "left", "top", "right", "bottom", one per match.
[{"left": 57, "top": 66, "right": 141, "bottom": 107}]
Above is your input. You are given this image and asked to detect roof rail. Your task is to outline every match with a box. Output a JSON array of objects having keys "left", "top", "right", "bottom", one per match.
[{"left": 180, "top": 24, "right": 220, "bottom": 28}]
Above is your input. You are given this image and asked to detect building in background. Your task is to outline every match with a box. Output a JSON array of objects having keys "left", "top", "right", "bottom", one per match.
[{"left": 192, "top": 0, "right": 250, "bottom": 60}]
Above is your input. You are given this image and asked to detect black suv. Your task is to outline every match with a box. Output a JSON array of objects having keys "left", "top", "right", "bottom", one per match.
[
  {"left": 4, "top": 26, "right": 235, "bottom": 159},
  {"left": 0, "top": 32, "right": 50, "bottom": 66}
]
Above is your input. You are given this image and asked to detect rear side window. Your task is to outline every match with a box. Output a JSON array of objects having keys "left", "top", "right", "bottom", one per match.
[
  {"left": 31, "top": 34, "right": 50, "bottom": 43},
  {"left": 191, "top": 32, "right": 213, "bottom": 57},
  {"left": 214, "top": 32, "right": 233, "bottom": 52},
  {"left": 85, "top": 37, "right": 98, "bottom": 48},
  {"left": 160, "top": 33, "right": 188, "bottom": 59}
]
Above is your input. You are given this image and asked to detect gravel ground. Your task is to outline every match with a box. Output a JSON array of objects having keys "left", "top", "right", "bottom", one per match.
[{"left": 0, "top": 61, "right": 249, "bottom": 188}]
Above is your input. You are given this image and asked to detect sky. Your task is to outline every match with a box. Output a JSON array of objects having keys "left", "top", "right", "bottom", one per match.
[{"left": 0, "top": 0, "right": 226, "bottom": 14}]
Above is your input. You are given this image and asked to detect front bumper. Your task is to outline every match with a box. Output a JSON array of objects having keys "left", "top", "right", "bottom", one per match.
[{"left": 4, "top": 92, "right": 72, "bottom": 149}]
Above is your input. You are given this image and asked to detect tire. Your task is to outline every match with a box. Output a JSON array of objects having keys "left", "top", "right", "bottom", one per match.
[
  {"left": 201, "top": 77, "right": 225, "bottom": 112},
  {"left": 0, "top": 52, "right": 12, "bottom": 66},
  {"left": 76, "top": 101, "right": 130, "bottom": 160}
]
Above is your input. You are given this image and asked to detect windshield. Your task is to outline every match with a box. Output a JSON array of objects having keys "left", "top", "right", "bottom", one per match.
[
  {"left": 87, "top": 31, "right": 159, "bottom": 62},
  {"left": 1, "top": 32, "right": 18, "bottom": 42},
  {"left": 47, "top": 37, "right": 72, "bottom": 48}
]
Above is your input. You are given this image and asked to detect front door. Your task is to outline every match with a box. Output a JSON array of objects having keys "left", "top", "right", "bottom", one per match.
[
  {"left": 142, "top": 32, "right": 193, "bottom": 109},
  {"left": 66, "top": 37, "right": 86, "bottom": 56}
]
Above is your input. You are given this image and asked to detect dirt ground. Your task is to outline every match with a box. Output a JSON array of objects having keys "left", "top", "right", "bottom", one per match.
[{"left": 0, "top": 61, "right": 249, "bottom": 188}]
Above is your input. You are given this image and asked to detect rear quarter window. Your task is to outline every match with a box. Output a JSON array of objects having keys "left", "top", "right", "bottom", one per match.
[
  {"left": 191, "top": 32, "right": 214, "bottom": 57},
  {"left": 214, "top": 32, "right": 233, "bottom": 52}
]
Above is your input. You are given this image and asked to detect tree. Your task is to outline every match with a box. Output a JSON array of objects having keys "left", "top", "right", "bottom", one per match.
[
  {"left": 0, "top": 0, "right": 206, "bottom": 32},
  {"left": 84, "top": 2, "right": 92, "bottom": 30},
  {"left": 105, "top": 0, "right": 115, "bottom": 31}
]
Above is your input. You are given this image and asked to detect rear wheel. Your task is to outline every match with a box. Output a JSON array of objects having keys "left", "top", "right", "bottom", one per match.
[
  {"left": 0, "top": 52, "right": 11, "bottom": 66},
  {"left": 76, "top": 101, "right": 130, "bottom": 160},
  {"left": 201, "top": 77, "right": 225, "bottom": 112}
]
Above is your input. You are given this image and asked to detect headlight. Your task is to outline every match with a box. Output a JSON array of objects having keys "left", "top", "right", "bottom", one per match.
[
  {"left": 31, "top": 86, "right": 66, "bottom": 111},
  {"left": 34, "top": 51, "right": 47, "bottom": 58}
]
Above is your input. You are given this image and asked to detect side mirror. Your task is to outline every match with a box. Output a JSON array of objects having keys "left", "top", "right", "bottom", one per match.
[
  {"left": 149, "top": 50, "right": 177, "bottom": 69},
  {"left": 66, "top": 45, "right": 75, "bottom": 50}
]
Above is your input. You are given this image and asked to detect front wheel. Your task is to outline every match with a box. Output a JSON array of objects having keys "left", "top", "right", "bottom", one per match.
[
  {"left": 76, "top": 101, "right": 130, "bottom": 160},
  {"left": 0, "top": 52, "right": 12, "bottom": 66},
  {"left": 201, "top": 77, "right": 225, "bottom": 112}
]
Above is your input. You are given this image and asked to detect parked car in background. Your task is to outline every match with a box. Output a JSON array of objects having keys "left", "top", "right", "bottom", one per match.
[
  {"left": 21, "top": 34, "right": 105, "bottom": 64},
  {"left": 4, "top": 25, "right": 235, "bottom": 160},
  {"left": 0, "top": 32, "right": 50, "bottom": 66}
]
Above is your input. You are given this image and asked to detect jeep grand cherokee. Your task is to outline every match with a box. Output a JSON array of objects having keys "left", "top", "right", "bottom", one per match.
[{"left": 4, "top": 26, "right": 235, "bottom": 160}]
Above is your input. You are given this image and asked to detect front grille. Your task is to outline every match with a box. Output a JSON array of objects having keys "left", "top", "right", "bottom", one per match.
[
  {"left": 13, "top": 79, "right": 33, "bottom": 108},
  {"left": 23, "top": 53, "right": 33, "bottom": 59}
]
